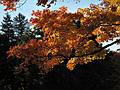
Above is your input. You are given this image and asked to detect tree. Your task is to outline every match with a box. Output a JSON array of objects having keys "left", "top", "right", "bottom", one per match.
[
  {"left": 0, "top": 14, "right": 17, "bottom": 90},
  {"left": 0, "top": 13, "right": 39, "bottom": 90},
  {"left": 0, "top": 13, "right": 15, "bottom": 44},
  {"left": 1, "top": 0, "right": 120, "bottom": 73},
  {"left": 7, "top": 1, "right": 120, "bottom": 74},
  {"left": 13, "top": 13, "right": 31, "bottom": 44}
]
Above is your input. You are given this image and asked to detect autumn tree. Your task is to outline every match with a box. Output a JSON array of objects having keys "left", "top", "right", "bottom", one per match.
[
  {"left": 7, "top": 6, "right": 120, "bottom": 76},
  {"left": 0, "top": 0, "right": 120, "bottom": 73}
]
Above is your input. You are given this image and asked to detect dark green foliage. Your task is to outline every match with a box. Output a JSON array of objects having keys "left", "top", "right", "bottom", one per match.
[
  {"left": 48, "top": 53, "right": 52, "bottom": 60},
  {"left": 0, "top": 13, "right": 14, "bottom": 43},
  {"left": 0, "top": 14, "right": 15, "bottom": 61},
  {"left": 0, "top": 13, "right": 37, "bottom": 90},
  {"left": 13, "top": 13, "right": 31, "bottom": 44},
  {"left": 73, "top": 19, "right": 81, "bottom": 28},
  {"left": 0, "top": 13, "right": 46, "bottom": 90},
  {"left": 88, "top": 34, "right": 100, "bottom": 47},
  {"left": 0, "top": 35, "right": 9, "bottom": 57},
  {"left": 70, "top": 48, "right": 76, "bottom": 58},
  {"left": 31, "top": 27, "right": 44, "bottom": 40}
]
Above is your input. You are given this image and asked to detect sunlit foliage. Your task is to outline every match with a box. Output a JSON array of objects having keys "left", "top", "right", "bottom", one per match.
[{"left": 7, "top": 1, "right": 120, "bottom": 73}]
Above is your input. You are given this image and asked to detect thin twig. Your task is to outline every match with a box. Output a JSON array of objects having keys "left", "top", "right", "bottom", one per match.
[
  {"left": 100, "top": 24, "right": 120, "bottom": 26},
  {"left": 6, "top": 0, "right": 28, "bottom": 14},
  {"left": 16, "top": 0, "right": 28, "bottom": 9},
  {"left": 76, "top": 39, "right": 120, "bottom": 58}
]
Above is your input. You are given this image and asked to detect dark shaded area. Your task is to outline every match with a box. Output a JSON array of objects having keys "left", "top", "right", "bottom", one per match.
[
  {"left": 42, "top": 55, "right": 120, "bottom": 90},
  {"left": 1, "top": 52, "right": 120, "bottom": 90}
]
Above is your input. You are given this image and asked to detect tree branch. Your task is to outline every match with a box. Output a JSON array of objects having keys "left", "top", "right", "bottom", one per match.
[
  {"left": 61, "top": 39, "right": 120, "bottom": 64},
  {"left": 75, "top": 39, "right": 120, "bottom": 58},
  {"left": 16, "top": 0, "right": 28, "bottom": 9},
  {"left": 6, "top": 0, "right": 28, "bottom": 13},
  {"left": 100, "top": 24, "right": 120, "bottom": 26},
  {"left": 38, "top": 39, "right": 120, "bottom": 63}
]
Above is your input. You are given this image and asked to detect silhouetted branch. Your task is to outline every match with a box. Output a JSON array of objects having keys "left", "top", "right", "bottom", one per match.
[
  {"left": 76, "top": 39, "right": 120, "bottom": 57},
  {"left": 100, "top": 24, "right": 120, "bottom": 26},
  {"left": 6, "top": 0, "right": 28, "bottom": 14},
  {"left": 16, "top": 0, "right": 28, "bottom": 9}
]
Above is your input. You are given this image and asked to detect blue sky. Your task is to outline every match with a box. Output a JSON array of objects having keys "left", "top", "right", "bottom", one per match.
[
  {"left": 0, "top": 0, "right": 101, "bottom": 21},
  {"left": 0, "top": 0, "right": 120, "bottom": 51}
]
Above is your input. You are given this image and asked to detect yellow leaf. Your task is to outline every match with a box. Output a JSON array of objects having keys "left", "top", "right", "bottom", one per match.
[{"left": 66, "top": 58, "right": 76, "bottom": 70}]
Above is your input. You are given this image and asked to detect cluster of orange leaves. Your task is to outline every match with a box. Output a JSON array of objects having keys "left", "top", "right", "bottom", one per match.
[{"left": 0, "top": 0, "right": 17, "bottom": 11}]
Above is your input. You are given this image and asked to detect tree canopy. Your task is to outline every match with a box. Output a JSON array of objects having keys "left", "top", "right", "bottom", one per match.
[{"left": 0, "top": 0, "right": 120, "bottom": 73}]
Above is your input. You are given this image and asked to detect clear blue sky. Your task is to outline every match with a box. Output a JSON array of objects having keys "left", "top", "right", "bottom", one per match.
[
  {"left": 0, "top": 0, "right": 120, "bottom": 51},
  {"left": 0, "top": 0, "right": 100, "bottom": 21}
]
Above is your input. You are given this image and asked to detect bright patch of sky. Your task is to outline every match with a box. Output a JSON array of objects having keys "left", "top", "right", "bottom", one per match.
[
  {"left": 0, "top": 0, "right": 120, "bottom": 51},
  {"left": 0, "top": 0, "right": 101, "bottom": 21},
  {"left": 102, "top": 37, "right": 120, "bottom": 51}
]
